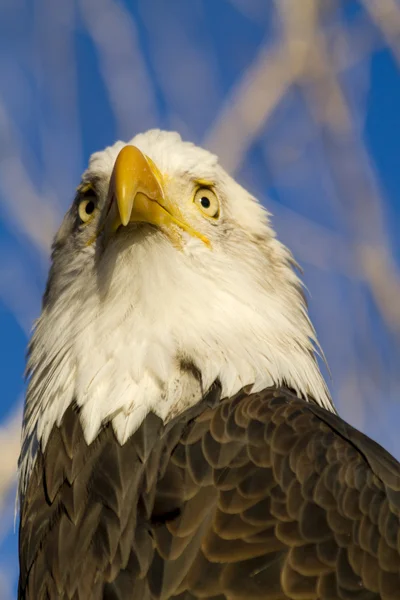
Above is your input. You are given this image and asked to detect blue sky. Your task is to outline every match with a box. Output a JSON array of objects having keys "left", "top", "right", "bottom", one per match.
[{"left": 1, "top": 0, "right": 400, "bottom": 596}]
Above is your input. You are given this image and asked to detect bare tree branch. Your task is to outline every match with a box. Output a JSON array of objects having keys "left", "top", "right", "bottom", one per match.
[
  {"left": 79, "top": 0, "right": 158, "bottom": 137},
  {"left": 0, "top": 101, "right": 61, "bottom": 255},
  {"left": 204, "top": 43, "right": 293, "bottom": 173},
  {"left": 278, "top": 0, "right": 400, "bottom": 335},
  {"left": 362, "top": 0, "right": 400, "bottom": 65},
  {"left": 0, "top": 409, "right": 21, "bottom": 513}
]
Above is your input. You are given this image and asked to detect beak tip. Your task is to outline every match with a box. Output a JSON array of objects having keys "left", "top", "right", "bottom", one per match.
[{"left": 117, "top": 193, "right": 134, "bottom": 227}]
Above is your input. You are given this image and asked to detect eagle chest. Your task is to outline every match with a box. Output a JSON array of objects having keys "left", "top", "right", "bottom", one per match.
[{"left": 19, "top": 390, "right": 399, "bottom": 599}]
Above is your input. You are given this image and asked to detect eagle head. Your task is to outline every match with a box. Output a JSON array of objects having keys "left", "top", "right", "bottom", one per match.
[{"left": 21, "top": 130, "right": 331, "bottom": 490}]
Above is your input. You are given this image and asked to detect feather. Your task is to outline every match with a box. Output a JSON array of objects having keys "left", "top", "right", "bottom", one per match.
[
  {"left": 18, "top": 130, "right": 399, "bottom": 599},
  {"left": 19, "top": 388, "right": 400, "bottom": 599}
]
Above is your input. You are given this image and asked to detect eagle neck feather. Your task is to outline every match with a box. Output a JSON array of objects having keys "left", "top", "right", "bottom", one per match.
[{"left": 19, "top": 228, "right": 332, "bottom": 497}]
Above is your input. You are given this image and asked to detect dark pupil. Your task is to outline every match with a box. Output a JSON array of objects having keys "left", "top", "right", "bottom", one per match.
[
  {"left": 85, "top": 200, "right": 95, "bottom": 215},
  {"left": 200, "top": 196, "right": 210, "bottom": 209}
]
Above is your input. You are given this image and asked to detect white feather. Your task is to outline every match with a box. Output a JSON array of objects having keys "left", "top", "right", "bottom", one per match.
[{"left": 19, "top": 129, "right": 332, "bottom": 496}]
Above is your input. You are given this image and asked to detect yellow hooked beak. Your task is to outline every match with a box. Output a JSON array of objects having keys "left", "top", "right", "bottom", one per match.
[{"left": 104, "top": 145, "right": 210, "bottom": 247}]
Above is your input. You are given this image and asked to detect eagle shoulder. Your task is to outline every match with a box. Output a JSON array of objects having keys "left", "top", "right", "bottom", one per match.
[{"left": 19, "top": 387, "right": 400, "bottom": 599}]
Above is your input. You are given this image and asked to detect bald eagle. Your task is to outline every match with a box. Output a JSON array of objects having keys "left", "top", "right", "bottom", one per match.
[{"left": 18, "top": 131, "right": 400, "bottom": 599}]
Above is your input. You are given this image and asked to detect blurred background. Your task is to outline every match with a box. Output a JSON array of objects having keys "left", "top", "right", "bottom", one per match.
[{"left": 1, "top": 0, "right": 400, "bottom": 596}]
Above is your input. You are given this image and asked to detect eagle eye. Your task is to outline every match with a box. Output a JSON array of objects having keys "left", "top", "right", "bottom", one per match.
[
  {"left": 78, "top": 190, "right": 97, "bottom": 224},
  {"left": 193, "top": 187, "right": 219, "bottom": 219}
]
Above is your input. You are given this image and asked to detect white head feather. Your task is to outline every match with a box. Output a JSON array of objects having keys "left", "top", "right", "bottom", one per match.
[{"left": 19, "top": 129, "right": 332, "bottom": 494}]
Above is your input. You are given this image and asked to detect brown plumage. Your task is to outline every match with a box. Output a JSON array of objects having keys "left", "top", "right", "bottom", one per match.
[
  {"left": 18, "top": 131, "right": 400, "bottom": 599},
  {"left": 19, "top": 386, "right": 400, "bottom": 599}
]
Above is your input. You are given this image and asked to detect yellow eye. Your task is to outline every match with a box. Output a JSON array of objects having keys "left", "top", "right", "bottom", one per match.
[
  {"left": 78, "top": 196, "right": 97, "bottom": 223},
  {"left": 193, "top": 187, "right": 219, "bottom": 218}
]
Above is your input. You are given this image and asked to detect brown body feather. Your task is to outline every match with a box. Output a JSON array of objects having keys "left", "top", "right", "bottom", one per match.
[{"left": 18, "top": 386, "right": 400, "bottom": 599}]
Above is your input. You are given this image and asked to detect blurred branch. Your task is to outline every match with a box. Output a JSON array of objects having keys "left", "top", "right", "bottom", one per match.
[
  {"left": 204, "top": 43, "right": 292, "bottom": 173},
  {"left": 278, "top": 0, "right": 400, "bottom": 335},
  {"left": 227, "top": 0, "right": 268, "bottom": 22},
  {"left": 359, "top": 245, "right": 400, "bottom": 333},
  {"left": 266, "top": 200, "right": 357, "bottom": 277},
  {"left": 33, "top": 0, "right": 83, "bottom": 198},
  {"left": 79, "top": 0, "right": 158, "bottom": 137},
  {"left": 0, "top": 407, "right": 22, "bottom": 600},
  {"left": 362, "top": 0, "right": 400, "bottom": 65},
  {"left": 204, "top": 1, "right": 381, "bottom": 174},
  {"left": 137, "top": 1, "right": 222, "bottom": 140},
  {"left": 330, "top": 9, "right": 381, "bottom": 73},
  {"left": 0, "top": 101, "right": 61, "bottom": 255},
  {"left": 0, "top": 406, "right": 22, "bottom": 514},
  {"left": 0, "top": 252, "right": 41, "bottom": 335}
]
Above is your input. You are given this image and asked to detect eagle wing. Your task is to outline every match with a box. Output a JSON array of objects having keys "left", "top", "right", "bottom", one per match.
[{"left": 19, "top": 387, "right": 400, "bottom": 599}]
